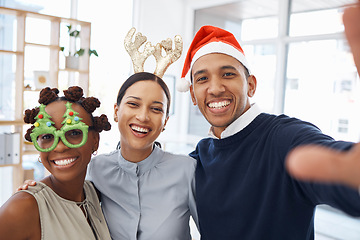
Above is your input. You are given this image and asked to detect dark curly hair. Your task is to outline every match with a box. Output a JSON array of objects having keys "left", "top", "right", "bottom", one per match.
[{"left": 24, "top": 86, "right": 111, "bottom": 142}]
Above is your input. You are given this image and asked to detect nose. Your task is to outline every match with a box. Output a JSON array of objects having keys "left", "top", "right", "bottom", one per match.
[
  {"left": 207, "top": 78, "right": 225, "bottom": 95},
  {"left": 136, "top": 108, "right": 150, "bottom": 122},
  {"left": 53, "top": 138, "right": 69, "bottom": 152}
]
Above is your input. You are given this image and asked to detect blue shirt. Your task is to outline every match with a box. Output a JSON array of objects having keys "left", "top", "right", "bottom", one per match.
[{"left": 88, "top": 146, "right": 198, "bottom": 240}]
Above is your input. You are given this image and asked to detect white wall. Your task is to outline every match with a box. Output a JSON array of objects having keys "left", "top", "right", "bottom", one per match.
[
  {"left": 132, "top": 0, "right": 196, "bottom": 149},
  {"left": 132, "top": 1, "right": 200, "bottom": 238}
]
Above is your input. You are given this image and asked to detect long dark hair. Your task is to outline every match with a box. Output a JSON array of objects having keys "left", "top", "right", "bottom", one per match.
[{"left": 116, "top": 72, "right": 171, "bottom": 118}]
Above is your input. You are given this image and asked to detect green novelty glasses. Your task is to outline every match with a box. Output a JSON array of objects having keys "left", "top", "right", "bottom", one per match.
[{"left": 30, "top": 102, "right": 91, "bottom": 152}]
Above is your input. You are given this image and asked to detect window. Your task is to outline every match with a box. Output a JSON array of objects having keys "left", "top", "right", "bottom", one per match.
[
  {"left": 1, "top": 0, "right": 72, "bottom": 18},
  {"left": 289, "top": 9, "right": 344, "bottom": 36},
  {"left": 243, "top": 44, "right": 277, "bottom": 113},
  {"left": 338, "top": 119, "right": 348, "bottom": 133},
  {"left": 284, "top": 39, "right": 360, "bottom": 141}
]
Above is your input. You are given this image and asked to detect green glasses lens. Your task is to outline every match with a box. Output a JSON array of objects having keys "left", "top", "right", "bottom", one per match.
[
  {"left": 64, "top": 129, "right": 85, "bottom": 145},
  {"left": 37, "top": 133, "right": 56, "bottom": 150}
]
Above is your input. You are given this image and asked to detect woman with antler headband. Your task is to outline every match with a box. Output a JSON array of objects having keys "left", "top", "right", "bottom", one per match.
[
  {"left": 0, "top": 86, "right": 112, "bottom": 240},
  {"left": 85, "top": 29, "right": 198, "bottom": 239}
]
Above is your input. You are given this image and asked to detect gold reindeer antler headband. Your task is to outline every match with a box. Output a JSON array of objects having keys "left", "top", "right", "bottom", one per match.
[{"left": 124, "top": 27, "right": 183, "bottom": 78}]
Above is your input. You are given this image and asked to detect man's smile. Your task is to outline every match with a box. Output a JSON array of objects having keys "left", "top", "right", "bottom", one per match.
[{"left": 207, "top": 100, "right": 231, "bottom": 109}]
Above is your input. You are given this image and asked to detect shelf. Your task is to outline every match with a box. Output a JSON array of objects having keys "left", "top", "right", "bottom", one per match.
[
  {"left": 0, "top": 120, "right": 24, "bottom": 126},
  {"left": 25, "top": 42, "right": 60, "bottom": 49},
  {"left": 0, "top": 6, "right": 91, "bottom": 191},
  {"left": 59, "top": 68, "right": 89, "bottom": 73},
  {"left": 0, "top": 164, "right": 21, "bottom": 167},
  {"left": 23, "top": 150, "right": 38, "bottom": 155},
  {"left": 0, "top": 49, "right": 24, "bottom": 55},
  {"left": 24, "top": 88, "right": 40, "bottom": 92}
]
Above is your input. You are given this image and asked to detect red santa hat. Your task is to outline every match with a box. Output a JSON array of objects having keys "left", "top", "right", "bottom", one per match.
[{"left": 177, "top": 25, "right": 250, "bottom": 92}]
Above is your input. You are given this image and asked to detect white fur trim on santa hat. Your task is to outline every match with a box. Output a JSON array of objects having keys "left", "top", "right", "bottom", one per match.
[
  {"left": 176, "top": 77, "right": 191, "bottom": 92},
  {"left": 190, "top": 41, "right": 251, "bottom": 74}
]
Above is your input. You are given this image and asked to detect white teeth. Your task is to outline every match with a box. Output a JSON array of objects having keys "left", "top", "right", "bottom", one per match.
[
  {"left": 208, "top": 100, "right": 230, "bottom": 109},
  {"left": 54, "top": 158, "right": 77, "bottom": 166},
  {"left": 131, "top": 125, "right": 149, "bottom": 133}
]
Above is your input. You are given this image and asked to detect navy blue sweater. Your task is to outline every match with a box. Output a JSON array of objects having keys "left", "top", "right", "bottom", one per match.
[{"left": 190, "top": 113, "right": 360, "bottom": 240}]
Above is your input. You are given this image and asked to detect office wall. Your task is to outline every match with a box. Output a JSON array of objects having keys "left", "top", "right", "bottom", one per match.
[{"left": 132, "top": 0, "right": 199, "bottom": 150}]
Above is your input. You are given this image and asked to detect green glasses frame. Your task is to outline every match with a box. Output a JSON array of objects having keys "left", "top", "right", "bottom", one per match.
[{"left": 30, "top": 102, "right": 90, "bottom": 152}]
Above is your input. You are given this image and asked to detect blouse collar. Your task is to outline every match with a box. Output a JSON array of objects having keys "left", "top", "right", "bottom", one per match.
[{"left": 117, "top": 145, "right": 164, "bottom": 177}]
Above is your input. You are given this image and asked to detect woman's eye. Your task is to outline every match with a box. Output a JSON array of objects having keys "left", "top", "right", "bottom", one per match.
[
  {"left": 42, "top": 134, "right": 53, "bottom": 140},
  {"left": 68, "top": 129, "right": 82, "bottom": 136},
  {"left": 39, "top": 134, "right": 54, "bottom": 141},
  {"left": 152, "top": 107, "right": 164, "bottom": 113},
  {"left": 127, "top": 102, "right": 138, "bottom": 107}
]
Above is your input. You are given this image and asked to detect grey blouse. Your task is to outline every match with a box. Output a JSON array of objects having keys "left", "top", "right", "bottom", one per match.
[{"left": 88, "top": 145, "right": 198, "bottom": 240}]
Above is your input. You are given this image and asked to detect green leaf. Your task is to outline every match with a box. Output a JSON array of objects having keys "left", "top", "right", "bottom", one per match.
[
  {"left": 76, "top": 48, "right": 85, "bottom": 56},
  {"left": 88, "top": 49, "right": 98, "bottom": 57},
  {"left": 69, "top": 30, "right": 80, "bottom": 37}
]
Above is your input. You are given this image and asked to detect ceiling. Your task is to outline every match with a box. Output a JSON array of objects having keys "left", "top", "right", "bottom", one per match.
[{"left": 196, "top": 0, "right": 355, "bottom": 20}]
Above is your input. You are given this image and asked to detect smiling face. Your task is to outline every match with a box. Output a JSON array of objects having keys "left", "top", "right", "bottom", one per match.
[
  {"left": 114, "top": 80, "right": 169, "bottom": 162},
  {"left": 190, "top": 53, "right": 257, "bottom": 138},
  {"left": 39, "top": 100, "right": 99, "bottom": 182}
]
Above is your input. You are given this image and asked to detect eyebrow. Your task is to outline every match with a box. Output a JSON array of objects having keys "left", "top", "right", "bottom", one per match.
[
  {"left": 126, "top": 96, "right": 141, "bottom": 100},
  {"left": 221, "top": 65, "right": 237, "bottom": 71},
  {"left": 193, "top": 65, "right": 238, "bottom": 77},
  {"left": 193, "top": 69, "right": 207, "bottom": 78},
  {"left": 126, "top": 96, "right": 164, "bottom": 106}
]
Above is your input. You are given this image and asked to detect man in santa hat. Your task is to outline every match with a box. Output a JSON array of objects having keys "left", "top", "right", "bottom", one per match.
[{"left": 177, "top": 2, "right": 360, "bottom": 239}]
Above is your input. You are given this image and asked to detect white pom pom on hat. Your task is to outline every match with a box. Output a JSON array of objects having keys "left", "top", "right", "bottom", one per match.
[
  {"left": 176, "top": 77, "right": 191, "bottom": 92},
  {"left": 177, "top": 25, "right": 251, "bottom": 92}
]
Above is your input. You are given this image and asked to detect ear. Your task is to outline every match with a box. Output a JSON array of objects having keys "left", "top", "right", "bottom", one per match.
[
  {"left": 113, "top": 103, "right": 119, "bottom": 122},
  {"left": 189, "top": 85, "right": 197, "bottom": 105},
  {"left": 247, "top": 75, "right": 257, "bottom": 97},
  {"left": 92, "top": 132, "right": 100, "bottom": 152},
  {"left": 162, "top": 116, "right": 169, "bottom": 132}
]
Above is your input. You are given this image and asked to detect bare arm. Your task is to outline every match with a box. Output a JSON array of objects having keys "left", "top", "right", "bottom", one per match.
[
  {"left": 0, "top": 192, "right": 41, "bottom": 240},
  {"left": 343, "top": 0, "right": 360, "bottom": 74}
]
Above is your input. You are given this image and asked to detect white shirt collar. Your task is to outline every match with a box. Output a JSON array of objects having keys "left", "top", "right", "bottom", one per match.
[{"left": 208, "top": 103, "right": 262, "bottom": 139}]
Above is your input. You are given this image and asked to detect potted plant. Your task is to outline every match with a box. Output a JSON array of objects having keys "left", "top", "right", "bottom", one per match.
[{"left": 60, "top": 24, "right": 98, "bottom": 69}]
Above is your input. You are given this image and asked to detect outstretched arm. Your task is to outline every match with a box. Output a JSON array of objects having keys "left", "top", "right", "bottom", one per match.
[
  {"left": 343, "top": 0, "right": 360, "bottom": 74},
  {"left": 286, "top": 143, "right": 360, "bottom": 189},
  {"left": 286, "top": 1, "right": 360, "bottom": 190}
]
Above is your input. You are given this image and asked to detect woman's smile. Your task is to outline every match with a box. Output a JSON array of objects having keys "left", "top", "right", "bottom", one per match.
[
  {"left": 130, "top": 124, "right": 151, "bottom": 135},
  {"left": 52, "top": 157, "right": 78, "bottom": 166}
]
